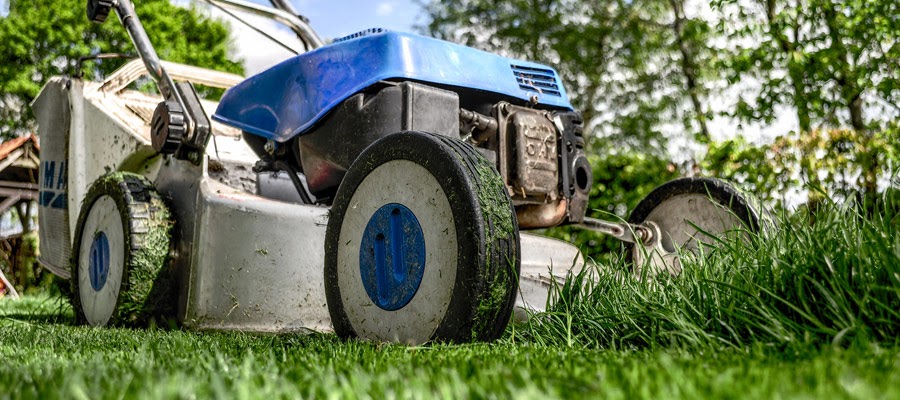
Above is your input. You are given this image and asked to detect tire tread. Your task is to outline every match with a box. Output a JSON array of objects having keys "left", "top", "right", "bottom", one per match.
[{"left": 70, "top": 172, "right": 174, "bottom": 327}]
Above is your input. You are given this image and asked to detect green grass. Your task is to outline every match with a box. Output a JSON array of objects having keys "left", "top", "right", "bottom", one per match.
[
  {"left": 2, "top": 297, "right": 899, "bottom": 399},
  {"left": 1, "top": 200, "right": 898, "bottom": 399},
  {"left": 524, "top": 199, "right": 900, "bottom": 350}
]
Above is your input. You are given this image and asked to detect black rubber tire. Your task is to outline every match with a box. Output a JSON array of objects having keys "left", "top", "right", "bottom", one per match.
[
  {"left": 70, "top": 172, "right": 175, "bottom": 327},
  {"left": 324, "top": 131, "right": 520, "bottom": 344},
  {"left": 626, "top": 177, "right": 765, "bottom": 266},
  {"left": 629, "top": 177, "right": 762, "bottom": 230}
]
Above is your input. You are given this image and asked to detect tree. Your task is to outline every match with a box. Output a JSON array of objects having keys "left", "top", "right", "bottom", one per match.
[
  {"left": 427, "top": 0, "right": 898, "bottom": 213},
  {"left": 701, "top": 125, "right": 899, "bottom": 212},
  {"left": 714, "top": 0, "right": 899, "bottom": 131},
  {"left": 425, "top": 0, "right": 719, "bottom": 155},
  {"left": 713, "top": 0, "right": 899, "bottom": 202},
  {"left": 0, "top": 0, "right": 243, "bottom": 138}
]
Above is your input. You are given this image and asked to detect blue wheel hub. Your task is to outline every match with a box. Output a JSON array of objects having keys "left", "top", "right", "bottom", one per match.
[
  {"left": 359, "top": 203, "right": 426, "bottom": 311},
  {"left": 89, "top": 232, "right": 110, "bottom": 292}
]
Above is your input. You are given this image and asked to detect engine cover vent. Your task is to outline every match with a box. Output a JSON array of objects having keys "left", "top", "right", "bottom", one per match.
[
  {"left": 334, "top": 28, "right": 387, "bottom": 43},
  {"left": 510, "top": 64, "right": 561, "bottom": 97}
]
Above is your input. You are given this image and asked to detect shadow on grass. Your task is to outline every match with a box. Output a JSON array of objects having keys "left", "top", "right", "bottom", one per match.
[
  {"left": 0, "top": 312, "right": 73, "bottom": 325},
  {"left": 0, "top": 295, "right": 74, "bottom": 326}
]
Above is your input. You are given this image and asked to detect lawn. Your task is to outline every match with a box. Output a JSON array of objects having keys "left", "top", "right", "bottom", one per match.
[{"left": 1, "top": 201, "right": 898, "bottom": 399}]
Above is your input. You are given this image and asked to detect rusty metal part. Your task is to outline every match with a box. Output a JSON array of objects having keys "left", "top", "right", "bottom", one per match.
[
  {"left": 578, "top": 217, "right": 657, "bottom": 245},
  {"left": 516, "top": 199, "right": 567, "bottom": 229},
  {"left": 495, "top": 103, "right": 559, "bottom": 203},
  {"left": 459, "top": 108, "right": 498, "bottom": 143},
  {"left": 511, "top": 111, "right": 557, "bottom": 194}
]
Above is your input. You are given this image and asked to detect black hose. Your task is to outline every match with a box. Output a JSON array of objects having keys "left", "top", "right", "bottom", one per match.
[{"left": 274, "top": 160, "right": 314, "bottom": 204}]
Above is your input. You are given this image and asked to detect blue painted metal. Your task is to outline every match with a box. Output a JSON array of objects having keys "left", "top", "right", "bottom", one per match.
[
  {"left": 359, "top": 203, "right": 426, "bottom": 311},
  {"left": 89, "top": 232, "right": 110, "bottom": 292},
  {"left": 213, "top": 30, "right": 573, "bottom": 142}
]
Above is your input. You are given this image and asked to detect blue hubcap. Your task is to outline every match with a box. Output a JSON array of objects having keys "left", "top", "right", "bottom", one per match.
[
  {"left": 89, "top": 232, "right": 110, "bottom": 292},
  {"left": 359, "top": 203, "right": 426, "bottom": 311}
]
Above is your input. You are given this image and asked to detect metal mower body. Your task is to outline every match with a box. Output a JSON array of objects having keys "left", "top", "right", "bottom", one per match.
[
  {"left": 33, "top": 9, "right": 585, "bottom": 335},
  {"left": 33, "top": 64, "right": 583, "bottom": 332}
]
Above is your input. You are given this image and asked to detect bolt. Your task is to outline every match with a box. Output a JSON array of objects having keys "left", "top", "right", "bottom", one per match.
[
  {"left": 264, "top": 140, "right": 276, "bottom": 154},
  {"left": 637, "top": 226, "right": 653, "bottom": 244}
]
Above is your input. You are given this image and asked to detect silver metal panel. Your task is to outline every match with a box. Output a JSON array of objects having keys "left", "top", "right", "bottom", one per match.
[
  {"left": 515, "top": 232, "right": 584, "bottom": 320},
  {"left": 184, "top": 178, "right": 331, "bottom": 332},
  {"left": 33, "top": 79, "right": 72, "bottom": 276},
  {"left": 153, "top": 158, "right": 204, "bottom": 321}
]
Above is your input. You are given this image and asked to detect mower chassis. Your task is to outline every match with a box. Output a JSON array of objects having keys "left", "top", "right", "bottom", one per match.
[
  {"left": 34, "top": 62, "right": 584, "bottom": 333},
  {"left": 162, "top": 158, "right": 582, "bottom": 332},
  {"left": 154, "top": 158, "right": 333, "bottom": 332}
]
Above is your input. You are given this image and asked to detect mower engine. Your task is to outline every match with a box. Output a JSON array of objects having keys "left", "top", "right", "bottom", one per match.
[
  {"left": 290, "top": 83, "right": 590, "bottom": 228},
  {"left": 214, "top": 30, "right": 592, "bottom": 229}
]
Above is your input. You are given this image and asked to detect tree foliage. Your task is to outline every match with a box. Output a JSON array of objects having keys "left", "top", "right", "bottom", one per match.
[
  {"left": 702, "top": 125, "right": 900, "bottom": 209},
  {"left": 710, "top": 0, "right": 899, "bottom": 202},
  {"left": 0, "top": 0, "right": 243, "bottom": 138},
  {"left": 426, "top": 0, "right": 898, "bottom": 206},
  {"left": 714, "top": 0, "right": 900, "bottom": 133},
  {"left": 425, "top": 0, "right": 717, "bottom": 154}
]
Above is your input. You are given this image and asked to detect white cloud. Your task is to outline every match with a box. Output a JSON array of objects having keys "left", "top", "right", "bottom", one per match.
[{"left": 375, "top": 2, "right": 394, "bottom": 17}]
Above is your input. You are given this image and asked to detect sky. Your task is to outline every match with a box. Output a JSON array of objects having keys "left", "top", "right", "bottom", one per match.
[
  {"left": 290, "top": 0, "right": 425, "bottom": 39},
  {"left": 201, "top": 0, "right": 426, "bottom": 75}
]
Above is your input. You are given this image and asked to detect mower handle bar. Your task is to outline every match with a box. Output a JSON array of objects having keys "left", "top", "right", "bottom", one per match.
[
  {"left": 113, "top": 0, "right": 183, "bottom": 105},
  {"left": 206, "top": 0, "right": 324, "bottom": 49},
  {"left": 100, "top": 58, "right": 245, "bottom": 94},
  {"left": 101, "top": 0, "right": 213, "bottom": 157}
]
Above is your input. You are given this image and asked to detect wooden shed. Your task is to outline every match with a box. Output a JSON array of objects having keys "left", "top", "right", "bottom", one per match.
[{"left": 0, "top": 134, "right": 40, "bottom": 298}]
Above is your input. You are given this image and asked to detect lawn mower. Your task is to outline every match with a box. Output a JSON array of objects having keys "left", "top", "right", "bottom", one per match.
[{"left": 33, "top": 0, "right": 766, "bottom": 344}]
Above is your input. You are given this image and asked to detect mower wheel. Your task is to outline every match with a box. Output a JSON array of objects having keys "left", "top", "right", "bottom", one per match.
[
  {"left": 627, "top": 177, "right": 768, "bottom": 276},
  {"left": 71, "top": 172, "right": 174, "bottom": 327},
  {"left": 325, "top": 131, "right": 520, "bottom": 344}
]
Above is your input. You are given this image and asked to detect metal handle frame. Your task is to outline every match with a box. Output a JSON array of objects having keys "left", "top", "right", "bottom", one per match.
[
  {"left": 578, "top": 217, "right": 657, "bottom": 245},
  {"left": 105, "top": 0, "right": 213, "bottom": 160},
  {"left": 113, "top": 0, "right": 183, "bottom": 109},
  {"left": 206, "top": 0, "right": 324, "bottom": 49}
]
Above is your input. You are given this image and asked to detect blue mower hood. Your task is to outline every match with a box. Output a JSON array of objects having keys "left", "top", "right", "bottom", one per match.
[{"left": 213, "top": 29, "right": 573, "bottom": 143}]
